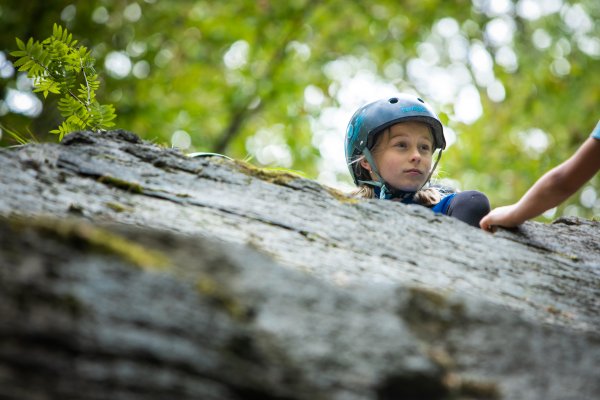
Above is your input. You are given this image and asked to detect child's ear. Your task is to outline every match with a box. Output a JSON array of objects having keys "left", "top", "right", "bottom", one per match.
[{"left": 359, "top": 158, "right": 371, "bottom": 172}]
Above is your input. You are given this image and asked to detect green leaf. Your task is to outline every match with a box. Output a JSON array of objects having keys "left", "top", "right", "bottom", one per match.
[
  {"left": 10, "top": 50, "right": 27, "bottom": 57},
  {"left": 17, "top": 60, "right": 33, "bottom": 72},
  {"left": 12, "top": 56, "right": 30, "bottom": 68},
  {"left": 15, "top": 37, "right": 25, "bottom": 50}
]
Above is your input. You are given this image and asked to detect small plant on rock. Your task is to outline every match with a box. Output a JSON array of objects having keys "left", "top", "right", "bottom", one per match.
[{"left": 10, "top": 23, "right": 116, "bottom": 140}]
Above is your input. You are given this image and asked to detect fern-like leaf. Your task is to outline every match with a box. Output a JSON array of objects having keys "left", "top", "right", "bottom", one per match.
[{"left": 11, "top": 24, "right": 118, "bottom": 140}]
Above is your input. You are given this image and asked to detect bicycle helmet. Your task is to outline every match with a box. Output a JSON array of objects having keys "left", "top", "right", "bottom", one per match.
[{"left": 345, "top": 94, "right": 446, "bottom": 187}]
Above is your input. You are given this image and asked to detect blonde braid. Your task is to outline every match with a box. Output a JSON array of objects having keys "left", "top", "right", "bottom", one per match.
[{"left": 413, "top": 186, "right": 441, "bottom": 206}]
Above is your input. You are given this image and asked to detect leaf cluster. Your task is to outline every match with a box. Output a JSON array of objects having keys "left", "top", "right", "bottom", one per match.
[{"left": 10, "top": 23, "right": 116, "bottom": 140}]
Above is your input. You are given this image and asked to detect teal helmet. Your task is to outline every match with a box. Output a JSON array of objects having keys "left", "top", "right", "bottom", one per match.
[{"left": 344, "top": 94, "right": 445, "bottom": 185}]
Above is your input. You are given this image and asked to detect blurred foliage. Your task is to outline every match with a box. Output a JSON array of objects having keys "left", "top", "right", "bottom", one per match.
[{"left": 0, "top": 0, "right": 598, "bottom": 220}]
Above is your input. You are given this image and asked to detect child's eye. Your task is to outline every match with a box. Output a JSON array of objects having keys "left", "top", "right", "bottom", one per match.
[
  {"left": 420, "top": 144, "right": 431, "bottom": 151},
  {"left": 395, "top": 142, "right": 407, "bottom": 148}
]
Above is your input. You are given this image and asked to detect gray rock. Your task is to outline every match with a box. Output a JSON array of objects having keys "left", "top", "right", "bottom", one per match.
[{"left": 0, "top": 130, "right": 598, "bottom": 399}]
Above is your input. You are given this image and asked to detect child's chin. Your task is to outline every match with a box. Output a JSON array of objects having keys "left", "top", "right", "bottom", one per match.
[{"left": 394, "top": 184, "right": 421, "bottom": 192}]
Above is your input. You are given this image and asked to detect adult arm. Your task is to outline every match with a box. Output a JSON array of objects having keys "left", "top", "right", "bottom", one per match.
[{"left": 480, "top": 137, "right": 600, "bottom": 231}]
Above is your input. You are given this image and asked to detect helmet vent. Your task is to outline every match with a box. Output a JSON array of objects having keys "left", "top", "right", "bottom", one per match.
[
  {"left": 417, "top": 97, "right": 425, "bottom": 103},
  {"left": 388, "top": 97, "right": 398, "bottom": 104}
]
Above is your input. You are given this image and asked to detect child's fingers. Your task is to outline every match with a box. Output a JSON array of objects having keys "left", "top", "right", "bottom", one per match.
[{"left": 479, "top": 217, "right": 497, "bottom": 232}]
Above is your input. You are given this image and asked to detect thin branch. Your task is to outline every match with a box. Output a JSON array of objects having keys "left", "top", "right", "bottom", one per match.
[
  {"left": 80, "top": 57, "right": 91, "bottom": 108},
  {"left": 213, "top": 3, "right": 320, "bottom": 153}
]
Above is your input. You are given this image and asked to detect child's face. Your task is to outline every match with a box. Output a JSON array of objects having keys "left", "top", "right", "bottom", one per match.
[{"left": 362, "top": 121, "right": 434, "bottom": 192}]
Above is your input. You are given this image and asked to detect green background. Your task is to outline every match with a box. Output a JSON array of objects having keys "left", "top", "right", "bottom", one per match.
[{"left": 1, "top": 0, "right": 599, "bottom": 219}]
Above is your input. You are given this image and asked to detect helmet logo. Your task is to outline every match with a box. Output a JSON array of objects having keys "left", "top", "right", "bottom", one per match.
[{"left": 401, "top": 105, "right": 427, "bottom": 114}]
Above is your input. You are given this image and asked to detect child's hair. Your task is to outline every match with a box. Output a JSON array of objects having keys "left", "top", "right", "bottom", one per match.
[{"left": 349, "top": 126, "right": 442, "bottom": 206}]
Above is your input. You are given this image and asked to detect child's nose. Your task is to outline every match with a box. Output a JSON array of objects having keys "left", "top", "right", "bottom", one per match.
[{"left": 410, "top": 147, "right": 421, "bottom": 162}]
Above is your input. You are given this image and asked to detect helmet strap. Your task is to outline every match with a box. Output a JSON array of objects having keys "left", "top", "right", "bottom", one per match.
[
  {"left": 357, "top": 148, "right": 395, "bottom": 199},
  {"left": 416, "top": 149, "right": 443, "bottom": 192}
]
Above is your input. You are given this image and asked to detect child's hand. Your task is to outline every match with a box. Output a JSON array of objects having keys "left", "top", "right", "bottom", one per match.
[{"left": 479, "top": 204, "right": 522, "bottom": 232}]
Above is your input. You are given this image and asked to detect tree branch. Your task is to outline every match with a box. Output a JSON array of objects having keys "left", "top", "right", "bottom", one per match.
[{"left": 213, "top": 4, "right": 319, "bottom": 153}]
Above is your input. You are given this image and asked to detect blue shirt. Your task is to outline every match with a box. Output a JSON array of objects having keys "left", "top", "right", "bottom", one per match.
[
  {"left": 374, "top": 187, "right": 456, "bottom": 215},
  {"left": 430, "top": 193, "right": 456, "bottom": 214},
  {"left": 592, "top": 120, "right": 600, "bottom": 140}
]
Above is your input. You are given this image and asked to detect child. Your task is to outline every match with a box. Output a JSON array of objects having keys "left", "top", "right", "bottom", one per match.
[
  {"left": 480, "top": 121, "right": 600, "bottom": 231},
  {"left": 345, "top": 94, "right": 490, "bottom": 227}
]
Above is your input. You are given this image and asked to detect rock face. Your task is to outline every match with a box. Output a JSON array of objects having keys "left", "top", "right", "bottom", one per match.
[{"left": 0, "top": 130, "right": 598, "bottom": 400}]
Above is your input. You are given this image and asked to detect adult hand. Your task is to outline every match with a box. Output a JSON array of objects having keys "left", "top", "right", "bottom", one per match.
[{"left": 479, "top": 204, "right": 522, "bottom": 232}]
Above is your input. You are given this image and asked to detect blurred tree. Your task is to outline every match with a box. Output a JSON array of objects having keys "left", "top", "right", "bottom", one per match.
[{"left": 0, "top": 0, "right": 598, "bottom": 219}]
